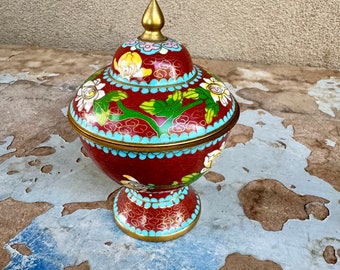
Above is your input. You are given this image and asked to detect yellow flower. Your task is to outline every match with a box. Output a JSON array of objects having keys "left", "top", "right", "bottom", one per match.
[
  {"left": 114, "top": 52, "right": 152, "bottom": 79},
  {"left": 200, "top": 77, "right": 231, "bottom": 107}
]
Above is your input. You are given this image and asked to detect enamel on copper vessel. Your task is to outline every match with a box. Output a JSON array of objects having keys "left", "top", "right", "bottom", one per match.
[{"left": 68, "top": 0, "right": 239, "bottom": 241}]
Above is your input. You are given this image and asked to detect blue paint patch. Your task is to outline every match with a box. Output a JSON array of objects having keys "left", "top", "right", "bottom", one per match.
[{"left": 4, "top": 220, "right": 72, "bottom": 270}]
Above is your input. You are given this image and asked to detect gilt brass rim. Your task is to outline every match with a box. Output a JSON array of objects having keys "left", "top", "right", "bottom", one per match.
[{"left": 67, "top": 102, "right": 239, "bottom": 152}]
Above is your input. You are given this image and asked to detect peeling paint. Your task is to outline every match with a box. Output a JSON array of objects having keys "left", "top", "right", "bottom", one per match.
[
  {"left": 0, "top": 72, "right": 59, "bottom": 84},
  {"left": 0, "top": 136, "right": 16, "bottom": 156},
  {"left": 225, "top": 70, "right": 269, "bottom": 105},
  {"left": 325, "top": 139, "right": 336, "bottom": 147},
  {"left": 237, "top": 68, "right": 274, "bottom": 83},
  {"left": 308, "top": 77, "right": 340, "bottom": 117},
  {"left": 61, "top": 106, "right": 69, "bottom": 117},
  {"left": 2, "top": 109, "right": 340, "bottom": 270},
  {"left": 239, "top": 179, "right": 329, "bottom": 231},
  {"left": 225, "top": 68, "right": 271, "bottom": 104},
  {"left": 220, "top": 253, "right": 283, "bottom": 270}
]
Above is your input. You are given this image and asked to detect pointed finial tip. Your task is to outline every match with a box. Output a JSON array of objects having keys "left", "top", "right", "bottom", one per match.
[{"left": 139, "top": 0, "right": 167, "bottom": 42}]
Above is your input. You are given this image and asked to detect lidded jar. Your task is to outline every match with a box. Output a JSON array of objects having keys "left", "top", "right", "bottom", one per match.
[{"left": 68, "top": 0, "right": 239, "bottom": 241}]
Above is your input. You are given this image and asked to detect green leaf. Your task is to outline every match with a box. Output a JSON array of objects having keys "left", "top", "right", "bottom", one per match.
[
  {"left": 140, "top": 100, "right": 157, "bottom": 115},
  {"left": 96, "top": 112, "right": 109, "bottom": 126},
  {"left": 155, "top": 99, "right": 181, "bottom": 117},
  {"left": 106, "top": 90, "right": 128, "bottom": 102},
  {"left": 108, "top": 114, "right": 120, "bottom": 121},
  {"left": 146, "top": 184, "right": 156, "bottom": 190},
  {"left": 169, "top": 90, "right": 183, "bottom": 102},
  {"left": 183, "top": 88, "right": 199, "bottom": 100},
  {"left": 182, "top": 173, "right": 201, "bottom": 184},
  {"left": 93, "top": 98, "right": 109, "bottom": 125},
  {"left": 205, "top": 107, "right": 215, "bottom": 124},
  {"left": 195, "top": 86, "right": 211, "bottom": 100},
  {"left": 140, "top": 98, "right": 182, "bottom": 118}
]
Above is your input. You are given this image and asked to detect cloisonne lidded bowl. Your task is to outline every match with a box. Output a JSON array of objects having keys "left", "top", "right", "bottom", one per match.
[{"left": 68, "top": 0, "right": 239, "bottom": 241}]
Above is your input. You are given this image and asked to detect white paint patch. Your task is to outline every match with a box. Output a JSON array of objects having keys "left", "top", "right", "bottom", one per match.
[
  {"left": 0, "top": 136, "right": 16, "bottom": 156},
  {"left": 0, "top": 136, "right": 119, "bottom": 203},
  {"left": 308, "top": 77, "right": 340, "bottom": 117},
  {"left": 325, "top": 139, "right": 336, "bottom": 147},
  {"left": 0, "top": 72, "right": 59, "bottom": 84},
  {"left": 237, "top": 68, "right": 274, "bottom": 82},
  {"left": 0, "top": 74, "right": 18, "bottom": 84},
  {"left": 225, "top": 68, "right": 271, "bottom": 105},
  {"left": 225, "top": 83, "right": 252, "bottom": 104},
  {"left": 61, "top": 106, "right": 68, "bottom": 117}
]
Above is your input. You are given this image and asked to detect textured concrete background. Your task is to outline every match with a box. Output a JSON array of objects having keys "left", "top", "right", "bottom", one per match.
[{"left": 0, "top": 0, "right": 339, "bottom": 68}]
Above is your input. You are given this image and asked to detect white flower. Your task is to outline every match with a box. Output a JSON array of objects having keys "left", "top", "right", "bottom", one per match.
[
  {"left": 200, "top": 77, "right": 231, "bottom": 106},
  {"left": 75, "top": 79, "right": 105, "bottom": 112},
  {"left": 201, "top": 142, "right": 226, "bottom": 173}
]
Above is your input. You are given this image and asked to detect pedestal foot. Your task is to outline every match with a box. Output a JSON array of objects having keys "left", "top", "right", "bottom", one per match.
[{"left": 113, "top": 186, "right": 201, "bottom": 241}]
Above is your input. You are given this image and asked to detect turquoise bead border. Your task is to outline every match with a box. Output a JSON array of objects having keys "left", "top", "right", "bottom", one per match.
[
  {"left": 103, "top": 65, "right": 202, "bottom": 94},
  {"left": 69, "top": 101, "right": 235, "bottom": 146},
  {"left": 81, "top": 132, "right": 227, "bottom": 160},
  {"left": 113, "top": 187, "right": 201, "bottom": 238},
  {"left": 126, "top": 186, "right": 189, "bottom": 209}
]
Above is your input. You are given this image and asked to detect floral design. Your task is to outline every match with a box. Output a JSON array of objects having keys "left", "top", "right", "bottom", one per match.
[
  {"left": 162, "top": 39, "right": 181, "bottom": 51},
  {"left": 200, "top": 77, "right": 231, "bottom": 107},
  {"left": 122, "top": 38, "right": 182, "bottom": 55},
  {"left": 201, "top": 142, "right": 226, "bottom": 173},
  {"left": 120, "top": 175, "right": 155, "bottom": 191},
  {"left": 75, "top": 79, "right": 105, "bottom": 112},
  {"left": 137, "top": 42, "right": 161, "bottom": 54},
  {"left": 113, "top": 52, "right": 152, "bottom": 79}
]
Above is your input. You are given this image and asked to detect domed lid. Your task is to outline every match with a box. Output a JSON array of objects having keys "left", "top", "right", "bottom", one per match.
[{"left": 68, "top": 0, "right": 239, "bottom": 151}]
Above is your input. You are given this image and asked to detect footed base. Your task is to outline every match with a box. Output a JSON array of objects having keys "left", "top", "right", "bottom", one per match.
[{"left": 113, "top": 186, "right": 201, "bottom": 241}]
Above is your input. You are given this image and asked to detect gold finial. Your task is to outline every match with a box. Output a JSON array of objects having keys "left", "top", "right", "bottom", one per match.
[{"left": 138, "top": 0, "right": 167, "bottom": 42}]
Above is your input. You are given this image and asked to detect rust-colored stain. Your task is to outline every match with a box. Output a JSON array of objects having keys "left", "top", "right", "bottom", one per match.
[
  {"left": 28, "top": 159, "right": 41, "bottom": 166},
  {"left": 28, "top": 147, "right": 56, "bottom": 157},
  {"left": 10, "top": 243, "right": 32, "bottom": 256},
  {"left": 0, "top": 198, "right": 53, "bottom": 269},
  {"left": 0, "top": 47, "right": 113, "bottom": 164},
  {"left": 64, "top": 261, "right": 90, "bottom": 270},
  {"left": 40, "top": 164, "right": 53, "bottom": 174},
  {"left": 62, "top": 201, "right": 109, "bottom": 216},
  {"left": 62, "top": 188, "right": 120, "bottom": 216},
  {"left": 220, "top": 252, "right": 283, "bottom": 270},
  {"left": 304, "top": 201, "right": 329, "bottom": 220},
  {"left": 323, "top": 245, "right": 338, "bottom": 264},
  {"left": 234, "top": 74, "right": 339, "bottom": 192},
  {"left": 238, "top": 179, "right": 329, "bottom": 231},
  {"left": 6, "top": 170, "right": 19, "bottom": 175},
  {"left": 225, "top": 124, "right": 254, "bottom": 148},
  {"left": 204, "top": 171, "right": 225, "bottom": 183},
  {"left": 200, "top": 58, "right": 340, "bottom": 192}
]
